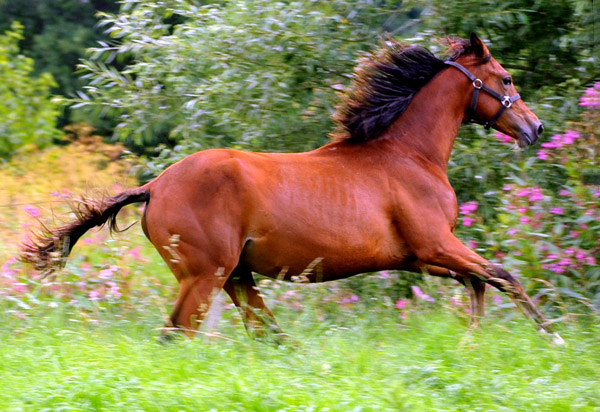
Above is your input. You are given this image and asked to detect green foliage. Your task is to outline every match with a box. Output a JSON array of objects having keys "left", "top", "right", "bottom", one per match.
[
  {"left": 416, "top": 0, "right": 598, "bottom": 93},
  {"left": 0, "top": 22, "right": 60, "bottom": 158},
  {"left": 0, "top": 0, "right": 120, "bottom": 97},
  {"left": 455, "top": 93, "right": 599, "bottom": 310},
  {"left": 74, "top": 0, "right": 416, "bottom": 161}
]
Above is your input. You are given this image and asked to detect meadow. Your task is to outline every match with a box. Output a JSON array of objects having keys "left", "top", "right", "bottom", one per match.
[{"left": 1, "top": 135, "right": 600, "bottom": 411}]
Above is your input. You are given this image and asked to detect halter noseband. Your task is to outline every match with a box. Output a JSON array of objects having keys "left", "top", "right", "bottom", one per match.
[{"left": 444, "top": 60, "right": 520, "bottom": 130}]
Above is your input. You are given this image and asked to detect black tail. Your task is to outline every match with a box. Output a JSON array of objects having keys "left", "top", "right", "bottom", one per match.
[{"left": 19, "top": 187, "right": 150, "bottom": 276}]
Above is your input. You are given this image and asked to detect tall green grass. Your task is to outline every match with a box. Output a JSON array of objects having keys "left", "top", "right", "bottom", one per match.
[{"left": 1, "top": 307, "right": 599, "bottom": 411}]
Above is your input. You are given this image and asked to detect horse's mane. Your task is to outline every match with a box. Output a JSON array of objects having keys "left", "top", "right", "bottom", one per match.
[{"left": 331, "top": 37, "right": 474, "bottom": 143}]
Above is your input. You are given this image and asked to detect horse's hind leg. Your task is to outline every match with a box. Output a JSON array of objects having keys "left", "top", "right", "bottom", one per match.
[
  {"left": 464, "top": 276, "right": 486, "bottom": 328},
  {"left": 414, "top": 235, "right": 555, "bottom": 335},
  {"left": 406, "top": 261, "right": 485, "bottom": 328},
  {"left": 223, "top": 266, "right": 286, "bottom": 343},
  {"left": 163, "top": 267, "right": 231, "bottom": 339}
]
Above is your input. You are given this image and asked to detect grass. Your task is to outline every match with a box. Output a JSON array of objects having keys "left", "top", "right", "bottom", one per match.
[{"left": 1, "top": 308, "right": 600, "bottom": 411}]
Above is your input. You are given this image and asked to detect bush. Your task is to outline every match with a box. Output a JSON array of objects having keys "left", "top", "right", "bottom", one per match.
[
  {"left": 456, "top": 84, "right": 600, "bottom": 310},
  {"left": 0, "top": 22, "right": 60, "bottom": 159}
]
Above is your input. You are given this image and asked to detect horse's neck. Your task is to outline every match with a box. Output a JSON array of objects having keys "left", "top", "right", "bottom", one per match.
[{"left": 381, "top": 68, "right": 471, "bottom": 170}]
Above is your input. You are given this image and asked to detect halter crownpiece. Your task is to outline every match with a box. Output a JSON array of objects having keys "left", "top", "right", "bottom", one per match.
[{"left": 444, "top": 60, "right": 521, "bottom": 130}]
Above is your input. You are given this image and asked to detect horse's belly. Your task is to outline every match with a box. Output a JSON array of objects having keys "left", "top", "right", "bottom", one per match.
[{"left": 240, "top": 223, "right": 411, "bottom": 281}]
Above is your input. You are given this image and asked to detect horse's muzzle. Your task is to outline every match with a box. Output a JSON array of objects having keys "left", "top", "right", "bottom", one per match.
[{"left": 518, "top": 122, "right": 544, "bottom": 148}]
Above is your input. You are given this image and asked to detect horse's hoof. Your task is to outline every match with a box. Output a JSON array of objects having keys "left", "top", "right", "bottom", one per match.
[
  {"left": 552, "top": 332, "right": 565, "bottom": 346},
  {"left": 158, "top": 333, "right": 177, "bottom": 345}
]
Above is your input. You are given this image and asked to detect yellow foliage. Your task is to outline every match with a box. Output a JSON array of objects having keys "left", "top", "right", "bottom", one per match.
[{"left": 0, "top": 141, "right": 138, "bottom": 259}]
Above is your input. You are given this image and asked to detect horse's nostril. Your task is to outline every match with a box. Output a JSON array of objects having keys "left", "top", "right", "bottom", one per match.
[{"left": 537, "top": 123, "right": 544, "bottom": 136}]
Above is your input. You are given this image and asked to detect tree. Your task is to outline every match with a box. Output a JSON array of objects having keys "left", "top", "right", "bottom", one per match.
[
  {"left": 0, "top": 22, "right": 60, "bottom": 159},
  {"left": 73, "top": 0, "right": 417, "bottom": 164},
  {"left": 0, "top": 0, "right": 120, "bottom": 97},
  {"left": 415, "top": 0, "right": 598, "bottom": 95}
]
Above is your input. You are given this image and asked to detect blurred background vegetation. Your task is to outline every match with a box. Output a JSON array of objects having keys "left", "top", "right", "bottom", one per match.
[{"left": 0, "top": 0, "right": 598, "bottom": 311}]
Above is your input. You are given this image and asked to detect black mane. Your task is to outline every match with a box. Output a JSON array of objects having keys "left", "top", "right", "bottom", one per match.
[{"left": 331, "top": 38, "right": 473, "bottom": 143}]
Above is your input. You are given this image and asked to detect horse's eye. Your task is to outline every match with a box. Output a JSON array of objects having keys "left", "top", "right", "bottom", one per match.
[{"left": 503, "top": 77, "right": 512, "bottom": 86}]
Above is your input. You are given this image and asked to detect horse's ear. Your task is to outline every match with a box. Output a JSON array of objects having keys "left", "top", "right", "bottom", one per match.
[{"left": 470, "top": 32, "right": 485, "bottom": 57}]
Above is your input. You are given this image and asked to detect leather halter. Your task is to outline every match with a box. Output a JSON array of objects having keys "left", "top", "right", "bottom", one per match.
[{"left": 444, "top": 60, "right": 521, "bottom": 130}]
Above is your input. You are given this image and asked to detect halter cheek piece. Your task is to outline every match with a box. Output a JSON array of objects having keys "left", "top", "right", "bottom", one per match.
[{"left": 444, "top": 60, "right": 521, "bottom": 130}]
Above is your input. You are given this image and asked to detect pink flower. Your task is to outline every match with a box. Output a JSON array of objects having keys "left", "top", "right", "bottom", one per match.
[
  {"left": 529, "top": 187, "right": 544, "bottom": 202},
  {"left": 88, "top": 290, "right": 102, "bottom": 300},
  {"left": 395, "top": 299, "right": 408, "bottom": 309},
  {"left": 23, "top": 205, "right": 40, "bottom": 218},
  {"left": 579, "top": 83, "right": 600, "bottom": 108},
  {"left": 515, "top": 188, "right": 531, "bottom": 198},
  {"left": 559, "top": 189, "right": 570, "bottom": 197},
  {"left": 550, "top": 207, "right": 564, "bottom": 215},
  {"left": 129, "top": 246, "right": 142, "bottom": 261},
  {"left": 494, "top": 131, "right": 513, "bottom": 144},
  {"left": 459, "top": 201, "right": 479, "bottom": 215},
  {"left": 449, "top": 297, "right": 462, "bottom": 307},
  {"left": 507, "top": 228, "right": 518, "bottom": 236},
  {"left": 379, "top": 271, "right": 391, "bottom": 279},
  {"left": 110, "top": 285, "right": 122, "bottom": 298},
  {"left": 541, "top": 138, "right": 561, "bottom": 149},
  {"left": 559, "top": 258, "right": 571, "bottom": 267},
  {"left": 411, "top": 285, "right": 435, "bottom": 302},
  {"left": 519, "top": 216, "right": 530, "bottom": 224},
  {"left": 467, "top": 240, "right": 477, "bottom": 249},
  {"left": 14, "top": 282, "right": 27, "bottom": 294},
  {"left": 562, "top": 130, "right": 580, "bottom": 145},
  {"left": 462, "top": 217, "right": 474, "bottom": 227},
  {"left": 536, "top": 150, "right": 549, "bottom": 161},
  {"left": 99, "top": 267, "right": 114, "bottom": 279}
]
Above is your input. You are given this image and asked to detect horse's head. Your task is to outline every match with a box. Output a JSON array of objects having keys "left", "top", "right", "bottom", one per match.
[{"left": 447, "top": 33, "right": 544, "bottom": 148}]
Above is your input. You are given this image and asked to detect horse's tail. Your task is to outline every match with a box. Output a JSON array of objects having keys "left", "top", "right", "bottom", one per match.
[{"left": 19, "top": 186, "right": 151, "bottom": 277}]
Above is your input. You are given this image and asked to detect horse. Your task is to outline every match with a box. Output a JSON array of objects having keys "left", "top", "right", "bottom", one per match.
[{"left": 20, "top": 33, "right": 563, "bottom": 344}]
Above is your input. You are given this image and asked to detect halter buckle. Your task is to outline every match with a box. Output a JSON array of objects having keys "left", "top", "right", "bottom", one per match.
[
  {"left": 501, "top": 96, "right": 512, "bottom": 108},
  {"left": 472, "top": 79, "right": 483, "bottom": 89}
]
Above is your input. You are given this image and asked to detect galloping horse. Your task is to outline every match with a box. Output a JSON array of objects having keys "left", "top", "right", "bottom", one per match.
[{"left": 21, "top": 33, "right": 561, "bottom": 343}]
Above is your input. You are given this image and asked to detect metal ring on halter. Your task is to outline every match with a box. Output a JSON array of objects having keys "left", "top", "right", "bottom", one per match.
[
  {"left": 472, "top": 79, "right": 483, "bottom": 89},
  {"left": 501, "top": 96, "right": 512, "bottom": 108}
]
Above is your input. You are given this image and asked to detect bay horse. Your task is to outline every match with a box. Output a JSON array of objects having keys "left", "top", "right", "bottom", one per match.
[{"left": 20, "top": 33, "right": 563, "bottom": 343}]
